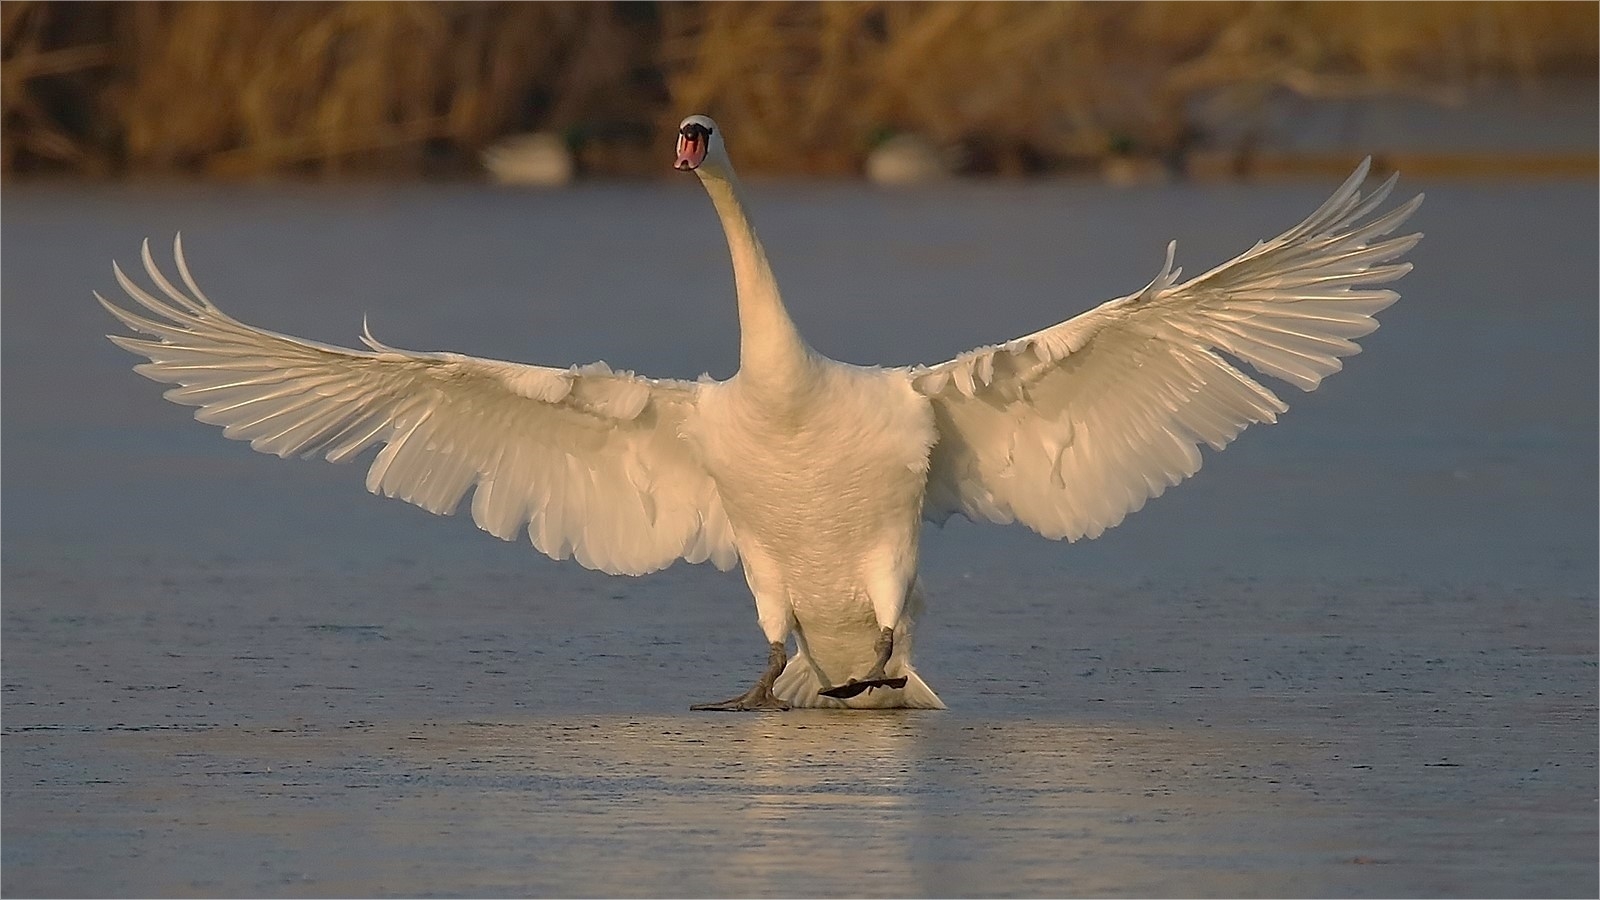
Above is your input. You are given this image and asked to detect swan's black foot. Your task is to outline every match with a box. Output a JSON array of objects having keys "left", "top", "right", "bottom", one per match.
[
  {"left": 818, "top": 676, "right": 908, "bottom": 700},
  {"left": 818, "top": 626, "right": 905, "bottom": 699},
  {"left": 691, "top": 689, "right": 791, "bottom": 712},
  {"left": 690, "top": 641, "right": 790, "bottom": 712}
]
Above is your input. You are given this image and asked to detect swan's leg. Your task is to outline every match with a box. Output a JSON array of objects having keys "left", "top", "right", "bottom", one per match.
[
  {"left": 819, "top": 568, "right": 912, "bottom": 699},
  {"left": 818, "top": 626, "right": 907, "bottom": 699},
  {"left": 691, "top": 641, "right": 790, "bottom": 711},
  {"left": 693, "top": 560, "right": 792, "bottom": 712},
  {"left": 864, "top": 626, "right": 896, "bottom": 682}
]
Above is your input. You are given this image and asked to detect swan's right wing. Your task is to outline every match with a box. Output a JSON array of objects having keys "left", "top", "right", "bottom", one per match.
[
  {"left": 100, "top": 238, "right": 737, "bottom": 576},
  {"left": 913, "top": 159, "right": 1421, "bottom": 541}
]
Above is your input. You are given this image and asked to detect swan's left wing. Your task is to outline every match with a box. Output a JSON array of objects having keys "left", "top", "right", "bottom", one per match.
[
  {"left": 913, "top": 159, "right": 1422, "bottom": 541},
  {"left": 99, "top": 238, "right": 737, "bottom": 576}
]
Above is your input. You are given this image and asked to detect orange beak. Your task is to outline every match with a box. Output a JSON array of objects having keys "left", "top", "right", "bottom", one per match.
[{"left": 675, "top": 132, "right": 707, "bottom": 171}]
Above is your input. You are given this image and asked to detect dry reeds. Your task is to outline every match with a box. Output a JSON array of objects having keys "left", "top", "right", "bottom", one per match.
[
  {"left": 658, "top": 1, "right": 1599, "bottom": 174},
  {"left": 4, "top": 1, "right": 660, "bottom": 176},
  {"left": 3, "top": 1, "right": 1595, "bottom": 178}
]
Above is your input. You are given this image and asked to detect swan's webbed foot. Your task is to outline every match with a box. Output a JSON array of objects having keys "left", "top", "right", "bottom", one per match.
[
  {"left": 690, "top": 688, "right": 791, "bottom": 712},
  {"left": 817, "top": 627, "right": 905, "bottom": 700},
  {"left": 817, "top": 676, "right": 908, "bottom": 700},
  {"left": 691, "top": 641, "right": 791, "bottom": 712}
]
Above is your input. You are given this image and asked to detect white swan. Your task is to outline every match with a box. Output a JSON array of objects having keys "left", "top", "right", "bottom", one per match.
[{"left": 99, "top": 114, "right": 1422, "bottom": 711}]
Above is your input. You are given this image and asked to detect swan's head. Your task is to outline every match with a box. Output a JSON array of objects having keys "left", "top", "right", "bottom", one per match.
[{"left": 674, "top": 114, "right": 727, "bottom": 173}]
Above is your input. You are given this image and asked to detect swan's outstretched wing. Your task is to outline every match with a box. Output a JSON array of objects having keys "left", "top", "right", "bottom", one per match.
[
  {"left": 913, "top": 158, "right": 1422, "bottom": 541},
  {"left": 99, "top": 238, "right": 737, "bottom": 576}
]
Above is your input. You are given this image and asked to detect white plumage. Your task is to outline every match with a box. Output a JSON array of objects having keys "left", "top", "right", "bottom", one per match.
[{"left": 100, "top": 114, "right": 1421, "bottom": 710}]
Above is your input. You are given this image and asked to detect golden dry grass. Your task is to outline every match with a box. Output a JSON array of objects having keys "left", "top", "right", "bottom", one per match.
[
  {"left": 658, "top": 1, "right": 1598, "bottom": 174},
  {"left": 3, "top": 1, "right": 659, "bottom": 176},
  {"left": 3, "top": 0, "right": 1594, "bottom": 178}
]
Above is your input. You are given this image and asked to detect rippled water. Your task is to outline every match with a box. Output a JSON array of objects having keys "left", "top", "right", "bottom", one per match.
[{"left": 4, "top": 177, "right": 1595, "bottom": 897}]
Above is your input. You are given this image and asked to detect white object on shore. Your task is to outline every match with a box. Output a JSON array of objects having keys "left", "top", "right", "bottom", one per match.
[
  {"left": 866, "top": 133, "right": 952, "bottom": 185},
  {"left": 482, "top": 132, "right": 574, "bottom": 187},
  {"left": 1101, "top": 155, "right": 1172, "bottom": 187}
]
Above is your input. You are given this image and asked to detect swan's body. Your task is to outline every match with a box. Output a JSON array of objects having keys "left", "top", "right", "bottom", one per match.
[
  {"left": 692, "top": 362, "right": 940, "bottom": 707},
  {"left": 100, "top": 114, "right": 1421, "bottom": 710}
]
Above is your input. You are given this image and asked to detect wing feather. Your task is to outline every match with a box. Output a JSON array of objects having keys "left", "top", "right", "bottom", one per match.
[
  {"left": 101, "top": 237, "right": 737, "bottom": 576},
  {"left": 915, "top": 158, "right": 1421, "bottom": 541}
]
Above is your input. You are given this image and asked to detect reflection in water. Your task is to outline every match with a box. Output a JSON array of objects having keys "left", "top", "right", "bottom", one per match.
[
  {"left": 87, "top": 713, "right": 1359, "bottom": 897},
  {"left": 392, "top": 713, "right": 930, "bottom": 896},
  {"left": 727, "top": 714, "right": 918, "bottom": 889}
]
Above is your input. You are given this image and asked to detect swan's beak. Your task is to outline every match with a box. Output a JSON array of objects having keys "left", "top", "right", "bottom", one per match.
[{"left": 675, "top": 132, "right": 707, "bottom": 171}]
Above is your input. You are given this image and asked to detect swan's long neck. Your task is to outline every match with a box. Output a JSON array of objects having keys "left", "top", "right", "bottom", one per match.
[{"left": 698, "top": 169, "right": 812, "bottom": 386}]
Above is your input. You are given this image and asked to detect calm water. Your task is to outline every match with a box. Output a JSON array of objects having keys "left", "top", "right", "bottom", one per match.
[{"left": 3, "top": 177, "right": 1596, "bottom": 897}]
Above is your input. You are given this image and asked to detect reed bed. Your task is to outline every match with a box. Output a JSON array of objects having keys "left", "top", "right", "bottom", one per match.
[{"left": 3, "top": 0, "right": 1594, "bottom": 178}]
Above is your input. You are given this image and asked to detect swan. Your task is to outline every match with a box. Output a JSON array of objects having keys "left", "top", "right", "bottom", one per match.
[{"left": 98, "top": 114, "right": 1422, "bottom": 711}]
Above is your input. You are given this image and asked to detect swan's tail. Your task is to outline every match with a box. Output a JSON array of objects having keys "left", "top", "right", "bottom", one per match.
[{"left": 772, "top": 650, "right": 946, "bottom": 710}]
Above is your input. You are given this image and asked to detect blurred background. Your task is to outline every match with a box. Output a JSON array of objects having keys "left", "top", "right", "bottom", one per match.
[{"left": 4, "top": 0, "right": 1596, "bottom": 183}]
